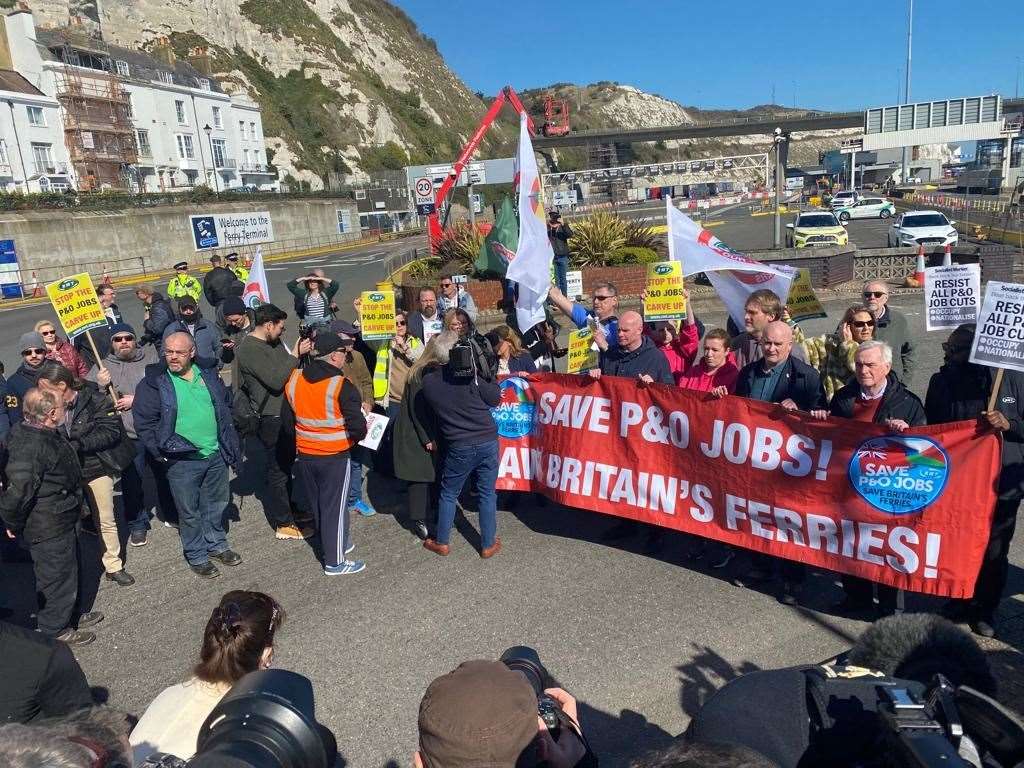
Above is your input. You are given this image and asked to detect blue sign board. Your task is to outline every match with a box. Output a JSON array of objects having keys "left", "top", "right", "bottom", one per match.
[
  {"left": 0, "top": 239, "right": 23, "bottom": 299},
  {"left": 191, "top": 216, "right": 219, "bottom": 249}
]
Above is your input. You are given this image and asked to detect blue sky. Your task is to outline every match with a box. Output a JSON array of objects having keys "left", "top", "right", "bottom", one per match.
[{"left": 395, "top": 0, "right": 1022, "bottom": 111}]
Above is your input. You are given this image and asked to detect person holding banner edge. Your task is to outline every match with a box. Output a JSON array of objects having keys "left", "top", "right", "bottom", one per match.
[
  {"left": 547, "top": 281, "right": 619, "bottom": 362},
  {"left": 925, "top": 323, "right": 1024, "bottom": 638},
  {"left": 829, "top": 340, "right": 926, "bottom": 617}
]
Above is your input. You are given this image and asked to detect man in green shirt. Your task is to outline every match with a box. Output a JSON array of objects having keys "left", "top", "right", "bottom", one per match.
[{"left": 133, "top": 332, "right": 243, "bottom": 579}]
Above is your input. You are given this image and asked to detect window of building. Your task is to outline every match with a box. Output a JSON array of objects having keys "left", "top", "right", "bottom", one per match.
[
  {"left": 115, "top": 60, "right": 129, "bottom": 77},
  {"left": 27, "top": 106, "right": 45, "bottom": 126},
  {"left": 212, "top": 106, "right": 222, "bottom": 129},
  {"left": 125, "top": 93, "right": 135, "bottom": 120},
  {"left": 156, "top": 70, "right": 173, "bottom": 85},
  {"left": 175, "top": 100, "right": 187, "bottom": 125},
  {"left": 31, "top": 143, "right": 53, "bottom": 173},
  {"left": 211, "top": 138, "right": 227, "bottom": 168},
  {"left": 136, "top": 129, "right": 151, "bottom": 156},
  {"left": 198, "top": 78, "right": 210, "bottom": 91},
  {"left": 250, "top": 122, "right": 256, "bottom": 140},
  {"left": 1011, "top": 137, "right": 1024, "bottom": 169},
  {"left": 355, "top": 189, "right": 367, "bottom": 200},
  {"left": 0, "top": 140, "right": 9, "bottom": 166},
  {"left": 238, "top": 120, "right": 246, "bottom": 140},
  {"left": 176, "top": 134, "right": 195, "bottom": 160},
  {"left": 242, "top": 148, "right": 250, "bottom": 167},
  {"left": 81, "top": 131, "right": 94, "bottom": 149}
]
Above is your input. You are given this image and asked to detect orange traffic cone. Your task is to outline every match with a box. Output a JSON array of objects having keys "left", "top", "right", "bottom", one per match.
[
  {"left": 942, "top": 243, "right": 952, "bottom": 266},
  {"left": 906, "top": 245, "right": 926, "bottom": 287},
  {"left": 30, "top": 270, "right": 42, "bottom": 298},
  {"left": 100, "top": 265, "right": 112, "bottom": 286}
]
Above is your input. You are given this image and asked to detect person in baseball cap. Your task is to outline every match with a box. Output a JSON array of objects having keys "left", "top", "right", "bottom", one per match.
[{"left": 415, "top": 660, "right": 587, "bottom": 768}]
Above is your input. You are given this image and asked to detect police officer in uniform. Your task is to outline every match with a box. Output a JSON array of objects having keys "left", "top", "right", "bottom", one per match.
[
  {"left": 167, "top": 261, "right": 202, "bottom": 302},
  {"left": 280, "top": 332, "right": 368, "bottom": 577},
  {"left": 227, "top": 252, "right": 249, "bottom": 283}
]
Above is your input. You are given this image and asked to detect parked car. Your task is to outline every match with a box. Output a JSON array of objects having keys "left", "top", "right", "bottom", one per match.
[
  {"left": 887, "top": 210, "right": 959, "bottom": 248},
  {"left": 829, "top": 190, "right": 859, "bottom": 209},
  {"left": 834, "top": 196, "right": 895, "bottom": 222},
  {"left": 785, "top": 211, "right": 849, "bottom": 248}
]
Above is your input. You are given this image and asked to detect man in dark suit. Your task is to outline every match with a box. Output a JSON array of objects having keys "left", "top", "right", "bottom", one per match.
[
  {"left": 735, "top": 321, "right": 827, "bottom": 605},
  {"left": 75, "top": 283, "right": 123, "bottom": 369}
]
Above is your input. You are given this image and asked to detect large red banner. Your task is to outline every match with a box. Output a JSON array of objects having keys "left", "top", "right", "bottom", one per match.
[{"left": 493, "top": 374, "right": 1001, "bottom": 598}]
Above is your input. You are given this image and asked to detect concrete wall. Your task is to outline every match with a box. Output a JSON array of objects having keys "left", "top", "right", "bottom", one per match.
[{"left": 0, "top": 197, "right": 361, "bottom": 283}]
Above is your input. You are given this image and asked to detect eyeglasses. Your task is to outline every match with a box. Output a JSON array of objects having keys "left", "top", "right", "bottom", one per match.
[
  {"left": 112, "top": 335, "right": 134, "bottom": 342},
  {"left": 40, "top": 329, "right": 57, "bottom": 336},
  {"left": 22, "top": 348, "right": 46, "bottom": 356},
  {"left": 395, "top": 320, "right": 407, "bottom": 326},
  {"left": 593, "top": 294, "right": 614, "bottom": 302},
  {"left": 851, "top": 320, "right": 875, "bottom": 329},
  {"left": 863, "top": 291, "right": 886, "bottom": 299}
]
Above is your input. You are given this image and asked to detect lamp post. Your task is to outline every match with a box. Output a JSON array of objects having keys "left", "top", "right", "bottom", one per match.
[
  {"left": 203, "top": 123, "right": 218, "bottom": 192},
  {"left": 773, "top": 128, "right": 786, "bottom": 248}
]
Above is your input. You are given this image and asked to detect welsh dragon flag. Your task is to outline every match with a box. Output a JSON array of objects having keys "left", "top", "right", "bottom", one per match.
[
  {"left": 506, "top": 112, "right": 553, "bottom": 331},
  {"left": 474, "top": 196, "right": 518, "bottom": 276},
  {"left": 242, "top": 246, "right": 270, "bottom": 309}
]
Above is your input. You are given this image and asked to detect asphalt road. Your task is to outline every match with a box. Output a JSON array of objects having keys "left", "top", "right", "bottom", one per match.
[
  {"left": 2, "top": 279, "right": 1021, "bottom": 767},
  {"left": 0, "top": 236, "right": 421, "bottom": 370}
]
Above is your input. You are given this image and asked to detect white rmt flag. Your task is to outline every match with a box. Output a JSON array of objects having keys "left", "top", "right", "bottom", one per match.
[
  {"left": 506, "top": 111, "right": 554, "bottom": 331},
  {"left": 242, "top": 246, "right": 270, "bottom": 309},
  {"left": 666, "top": 196, "right": 795, "bottom": 328}
]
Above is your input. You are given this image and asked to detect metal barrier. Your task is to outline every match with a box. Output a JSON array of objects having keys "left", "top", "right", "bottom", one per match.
[{"left": 384, "top": 247, "right": 425, "bottom": 280}]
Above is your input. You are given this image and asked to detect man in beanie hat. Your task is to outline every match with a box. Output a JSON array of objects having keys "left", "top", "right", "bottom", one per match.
[
  {"left": 162, "top": 296, "right": 221, "bottom": 369},
  {"left": 8, "top": 332, "right": 49, "bottom": 424},
  {"left": 415, "top": 660, "right": 587, "bottom": 768},
  {"left": 280, "top": 331, "right": 367, "bottom": 575},
  {"left": 215, "top": 295, "right": 253, "bottom": 366}
]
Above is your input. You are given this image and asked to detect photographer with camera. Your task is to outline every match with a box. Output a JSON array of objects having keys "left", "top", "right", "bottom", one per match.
[
  {"left": 420, "top": 330, "right": 502, "bottom": 558},
  {"left": 416, "top": 648, "right": 591, "bottom": 768},
  {"left": 548, "top": 210, "right": 573, "bottom": 297},
  {"left": 130, "top": 590, "right": 285, "bottom": 765}
]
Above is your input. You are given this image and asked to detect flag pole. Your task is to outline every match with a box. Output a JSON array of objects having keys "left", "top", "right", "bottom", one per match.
[
  {"left": 987, "top": 368, "right": 1005, "bottom": 412},
  {"left": 84, "top": 329, "right": 118, "bottom": 405}
]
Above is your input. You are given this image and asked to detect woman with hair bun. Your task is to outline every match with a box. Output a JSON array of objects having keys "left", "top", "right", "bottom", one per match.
[{"left": 129, "top": 590, "right": 284, "bottom": 764}]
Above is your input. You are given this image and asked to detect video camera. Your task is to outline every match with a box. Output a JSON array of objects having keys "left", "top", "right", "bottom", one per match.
[
  {"left": 136, "top": 670, "right": 337, "bottom": 768},
  {"left": 500, "top": 646, "right": 598, "bottom": 768},
  {"left": 447, "top": 340, "right": 477, "bottom": 380}
]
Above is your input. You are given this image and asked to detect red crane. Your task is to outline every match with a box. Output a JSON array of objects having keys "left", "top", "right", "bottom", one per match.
[
  {"left": 427, "top": 85, "right": 537, "bottom": 249},
  {"left": 542, "top": 95, "right": 570, "bottom": 137}
]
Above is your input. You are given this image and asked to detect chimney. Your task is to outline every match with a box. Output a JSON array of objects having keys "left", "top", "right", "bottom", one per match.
[{"left": 150, "top": 35, "right": 175, "bottom": 67}]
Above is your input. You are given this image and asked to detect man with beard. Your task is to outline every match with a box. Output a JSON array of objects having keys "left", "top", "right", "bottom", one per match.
[
  {"left": 7, "top": 332, "right": 49, "bottom": 424},
  {"left": 87, "top": 323, "right": 172, "bottom": 547},
  {"left": 926, "top": 323, "right": 1024, "bottom": 638},
  {"left": 163, "top": 296, "right": 221, "bottom": 369}
]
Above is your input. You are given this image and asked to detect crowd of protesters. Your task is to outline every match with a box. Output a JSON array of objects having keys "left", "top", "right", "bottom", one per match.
[{"left": 0, "top": 246, "right": 1021, "bottom": 768}]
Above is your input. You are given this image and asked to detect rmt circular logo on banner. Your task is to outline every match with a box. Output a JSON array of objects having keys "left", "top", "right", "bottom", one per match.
[
  {"left": 848, "top": 435, "right": 950, "bottom": 515},
  {"left": 491, "top": 377, "right": 535, "bottom": 439}
]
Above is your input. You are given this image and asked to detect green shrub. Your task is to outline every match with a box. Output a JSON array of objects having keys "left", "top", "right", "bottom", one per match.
[
  {"left": 568, "top": 212, "right": 626, "bottom": 267},
  {"left": 623, "top": 219, "right": 664, "bottom": 255},
  {"left": 434, "top": 222, "right": 485, "bottom": 274},
  {"left": 606, "top": 246, "right": 661, "bottom": 266}
]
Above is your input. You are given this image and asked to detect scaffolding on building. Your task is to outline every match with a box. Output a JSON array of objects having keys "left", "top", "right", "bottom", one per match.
[{"left": 52, "top": 37, "right": 138, "bottom": 191}]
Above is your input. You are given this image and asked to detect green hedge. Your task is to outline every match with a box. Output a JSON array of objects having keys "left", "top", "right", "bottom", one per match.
[{"left": 605, "top": 246, "right": 661, "bottom": 265}]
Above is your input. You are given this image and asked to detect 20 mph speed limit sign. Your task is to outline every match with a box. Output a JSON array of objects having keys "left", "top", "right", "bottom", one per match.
[{"left": 414, "top": 176, "right": 435, "bottom": 215}]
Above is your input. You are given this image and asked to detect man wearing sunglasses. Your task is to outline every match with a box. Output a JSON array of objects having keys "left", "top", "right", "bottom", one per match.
[
  {"left": 862, "top": 280, "right": 915, "bottom": 384},
  {"left": 547, "top": 280, "right": 620, "bottom": 363},
  {"left": 7, "top": 332, "right": 49, "bottom": 425},
  {"left": 437, "top": 276, "right": 477, "bottom": 322}
]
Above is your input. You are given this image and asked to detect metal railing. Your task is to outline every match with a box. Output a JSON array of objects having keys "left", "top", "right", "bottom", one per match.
[
  {"left": 561, "top": 109, "right": 862, "bottom": 139},
  {"left": 32, "top": 161, "right": 70, "bottom": 176},
  {"left": 215, "top": 158, "right": 237, "bottom": 170}
]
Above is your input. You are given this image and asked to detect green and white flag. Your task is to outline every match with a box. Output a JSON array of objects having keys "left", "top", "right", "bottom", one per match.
[{"left": 474, "top": 196, "right": 518, "bottom": 276}]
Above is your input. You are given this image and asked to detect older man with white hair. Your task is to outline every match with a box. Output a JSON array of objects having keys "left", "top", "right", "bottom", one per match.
[
  {"left": 132, "top": 331, "right": 242, "bottom": 578},
  {"left": 829, "top": 339, "right": 926, "bottom": 616}
]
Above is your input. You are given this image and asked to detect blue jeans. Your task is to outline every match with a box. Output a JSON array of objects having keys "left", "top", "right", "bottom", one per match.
[
  {"left": 554, "top": 256, "right": 569, "bottom": 297},
  {"left": 345, "top": 456, "right": 364, "bottom": 508},
  {"left": 165, "top": 452, "right": 230, "bottom": 566},
  {"left": 436, "top": 441, "right": 498, "bottom": 549}
]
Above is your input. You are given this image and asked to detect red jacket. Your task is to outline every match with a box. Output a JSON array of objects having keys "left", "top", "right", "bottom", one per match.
[
  {"left": 651, "top": 323, "right": 699, "bottom": 385},
  {"left": 46, "top": 338, "right": 89, "bottom": 379},
  {"left": 677, "top": 357, "right": 740, "bottom": 394}
]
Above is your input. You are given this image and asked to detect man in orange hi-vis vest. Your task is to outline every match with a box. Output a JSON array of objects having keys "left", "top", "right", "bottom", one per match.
[{"left": 280, "top": 332, "right": 367, "bottom": 576}]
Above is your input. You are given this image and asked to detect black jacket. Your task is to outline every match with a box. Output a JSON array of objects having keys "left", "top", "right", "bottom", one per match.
[
  {"left": 279, "top": 359, "right": 367, "bottom": 463},
  {"left": 203, "top": 266, "right": 244, "bottom": 307},
  {"left": 393, "top": 366, "right": 437, "bottom": 483},
  {"left": 830, "top": 373, "right": 926, "bottom": 426},
  {"left": 142, "top": 292, "right": 175, "bottom": 348},
  {"left": 0, "top": 620, "right": 92, "bottom": 724},
  {"left": 926, "top": 363, "right": 1024, "bottom": 500},
  {"left": 65, "top": 383, "right": 134, "bottom": 481},
  {"left": 736, "top": 355, "right": 827, "bottom": 411},
  {"left": 421, "top": 366, "right": 501, "bottom": 445},
  {"left": 548, "top": 221, "right": 573, "bottom": 257},
  {"left": 5, "top": 363, "right": 41, "bottom": 426},
  {"left": 0, "top": 422, "right": 83, "bottom": 544},
  {"left": 406, "top": 310, "right": 444, "bottom": 344},
  {"left": 599, "top": 336, "right": 674, "bottom": 385}
]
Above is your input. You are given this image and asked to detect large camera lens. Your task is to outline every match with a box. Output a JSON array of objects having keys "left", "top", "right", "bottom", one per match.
[{"left": 500, "top": 646, "right": 550, "bottom": 696}]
